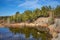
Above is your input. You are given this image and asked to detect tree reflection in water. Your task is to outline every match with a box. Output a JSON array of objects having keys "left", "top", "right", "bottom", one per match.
[{"left": 9, "top": 27, "right": 52, "bottom": 40}]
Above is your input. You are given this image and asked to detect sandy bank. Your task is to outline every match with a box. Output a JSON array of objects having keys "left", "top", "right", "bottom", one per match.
[{"left": 2, "top": 23, "right": 48, "bottom": 28}]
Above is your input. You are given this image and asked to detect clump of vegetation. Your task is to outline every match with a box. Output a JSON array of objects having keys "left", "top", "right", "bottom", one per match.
[
  {"left": 54, "top": 5, "right": 60, "bottom": 18},
  {"left": 0, "top": 6, "right": 60, "bottom": 23},
  {"left": 49, "top": 17, "right": 54, "bottom": 25},
  {"left": 48, "top": 11, "right": 55, "bottom": 25}
]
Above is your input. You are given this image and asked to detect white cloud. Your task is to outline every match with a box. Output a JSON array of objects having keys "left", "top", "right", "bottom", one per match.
[
  {"left": 18, "top": 0, "right": 42, "bottom": 9},
  {"left": 18, "top": 0, "right": 60, "bottom": 10}
]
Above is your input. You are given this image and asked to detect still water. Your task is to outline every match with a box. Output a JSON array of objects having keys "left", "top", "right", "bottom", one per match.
[{"left": 0, "top": 27, "right": 52, "bottom": 40}]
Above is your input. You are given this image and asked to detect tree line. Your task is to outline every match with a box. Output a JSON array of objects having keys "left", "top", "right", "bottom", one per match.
[{"left": 0, "top": 6, "right": 60, "bottom": 23}]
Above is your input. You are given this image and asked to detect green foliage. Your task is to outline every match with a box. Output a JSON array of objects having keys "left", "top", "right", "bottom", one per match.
[
  {"left": 48, "top": 17, "right": 54, "bottom": 25},
  {"left": 41, "top": 6, "right": 51, "bottom": 17},
  {"left": 54, "top": 5, "right": 60, "bottom": 18},
  {"left": 1, "top": 6, "right": 60, "bottom": 23},
  {"left": 9, "top": 12, "right": 22, "bottom": 23}
]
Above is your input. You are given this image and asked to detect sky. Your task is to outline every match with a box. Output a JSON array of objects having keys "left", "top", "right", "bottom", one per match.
[{"left": 0, "top": 0, "right": 60, "bottom": 16}]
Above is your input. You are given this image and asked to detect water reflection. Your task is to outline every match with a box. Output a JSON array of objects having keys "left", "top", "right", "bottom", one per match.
[
  {"left": 0, "top": 27, "right": 53, "bottom": 40},
  {"left": 9, "top": 27, "right": 52, "bottom": 40}
]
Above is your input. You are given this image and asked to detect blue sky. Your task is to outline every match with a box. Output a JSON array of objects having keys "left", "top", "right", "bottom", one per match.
[{"left": 0, "top": 0, "right": 60, "bottom": 16}]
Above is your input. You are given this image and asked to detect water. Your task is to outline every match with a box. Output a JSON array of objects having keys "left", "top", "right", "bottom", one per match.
[{"left": 0, "top": 27, "right": 52, "bottom": 40}]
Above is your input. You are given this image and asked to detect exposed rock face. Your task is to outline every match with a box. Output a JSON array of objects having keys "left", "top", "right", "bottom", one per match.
[
  {"left": 48, "top": 24, "right": 58, "bottom": 38},
  {"left": 54, "top": 18, "right": 60, "bottom": 33},
  {"left": 52, "top": 33, "right": 60, "bottom": 40},
  {"left": 34, "top": 17, "right": 48, "bottom": 24},
  {"left": 34, "top": 17, "right": 60, "bottom": 32},
  {"left": 34, "top": 17, "right": 60, "bottom": 38}
]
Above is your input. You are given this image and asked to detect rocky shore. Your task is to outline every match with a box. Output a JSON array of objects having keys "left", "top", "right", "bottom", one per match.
[{"left": 0, "top": 17, "right": 60, "bottom": 39}]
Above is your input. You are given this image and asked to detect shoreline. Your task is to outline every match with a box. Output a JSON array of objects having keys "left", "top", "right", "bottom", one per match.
[
  {"left": 0, "top": 23, "right": 48, "bottom": 28},
  {"left": 0, "top": 23, "right": 60, "bottom": 38}
]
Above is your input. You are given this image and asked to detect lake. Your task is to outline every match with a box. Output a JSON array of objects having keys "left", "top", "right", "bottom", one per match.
[{"left": 0, "top": 27, "right": 52, "bottom": 40}]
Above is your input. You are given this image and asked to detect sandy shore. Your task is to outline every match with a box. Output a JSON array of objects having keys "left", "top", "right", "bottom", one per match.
[{"left": 0, "top": 23, "right": 48, "bottom": 28}]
